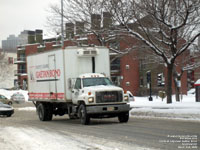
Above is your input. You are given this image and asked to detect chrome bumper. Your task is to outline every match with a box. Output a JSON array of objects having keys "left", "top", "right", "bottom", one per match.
[{"left": 86, "top": 104, "right": 130, "bottom": 114}]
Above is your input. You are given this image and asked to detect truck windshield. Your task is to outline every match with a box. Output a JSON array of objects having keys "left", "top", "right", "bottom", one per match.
[{"left": 83, "top": 78, "right": 113, "bottom": 87}]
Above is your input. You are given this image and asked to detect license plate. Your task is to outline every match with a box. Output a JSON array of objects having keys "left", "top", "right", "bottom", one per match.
[{"left": 107, "top": 107, "right": 114, "bottom": 111}]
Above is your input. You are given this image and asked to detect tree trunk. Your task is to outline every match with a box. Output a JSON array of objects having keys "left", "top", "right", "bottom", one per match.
[
  {"left": 172, "top": 71, "right": 180, "bottom": 102},
  {"left": 173, "top": 79, "right": 180, "bottom": 102},
  {"left": 166, "top": 64, "right": 173, "bottom": 104}
]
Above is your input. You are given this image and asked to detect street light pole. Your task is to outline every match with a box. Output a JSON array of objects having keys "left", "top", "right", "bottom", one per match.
[
  {"left": 146, "top": 70, "right": 153, "bottom": 101},
  {"left": 61, "top": 0, "right": 64, "bottom": 49},
  {"left": 149, "top": 79, "right": 153, "bottom": 101}
]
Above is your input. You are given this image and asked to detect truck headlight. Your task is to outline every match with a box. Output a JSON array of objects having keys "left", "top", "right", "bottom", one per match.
[
  {"left": 88, "top": 97, "right": 94, "bottom": 103},
  {"left": 124, "top": 96, "right": 129, "bottom": 102}
]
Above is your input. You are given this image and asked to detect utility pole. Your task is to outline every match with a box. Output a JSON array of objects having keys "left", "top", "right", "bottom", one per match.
[
  {"left": 147, "top": 70, "right": 153, "bottom": 101},
  {"left": 61, "top": 0, "right": 64, "bottom": 49}
]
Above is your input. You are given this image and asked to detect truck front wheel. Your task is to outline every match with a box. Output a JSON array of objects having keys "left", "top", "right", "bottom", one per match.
[
  {"left": 37, "top": 103, "right": 53, "bottom": 121},
  {"left": 78, "top": 104, "right": 90, "bottom": 125},
  {"left": 118, "top": 112, "right": 129, "bottom": 123}
]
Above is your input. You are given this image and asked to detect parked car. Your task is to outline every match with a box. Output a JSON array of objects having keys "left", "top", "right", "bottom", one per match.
[
  {"left": 127, "top": 91, "right": 135, "bottom": 101},
  {"left": 0, "top": 94, "right": 13, "bottom": 105},
  {"left": 11, "top": 92, "right": 25, "bottom": 104},
  {"left": 0, "top": 102, "right": 14, "bottom": 117}
]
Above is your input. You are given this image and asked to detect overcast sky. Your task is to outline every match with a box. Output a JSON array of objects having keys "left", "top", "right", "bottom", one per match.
[{"left": 0, "top": 0, "right": 58, "bottom": 48}]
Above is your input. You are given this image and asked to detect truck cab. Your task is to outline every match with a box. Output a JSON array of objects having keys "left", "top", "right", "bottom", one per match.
[{"left": 71, "top": 73, "right": 130, "bottom": 124}]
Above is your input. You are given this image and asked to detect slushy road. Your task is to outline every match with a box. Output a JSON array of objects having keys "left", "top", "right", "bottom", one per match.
[{"left": 1, "top": 103, "right": 199, "bottom": 150}]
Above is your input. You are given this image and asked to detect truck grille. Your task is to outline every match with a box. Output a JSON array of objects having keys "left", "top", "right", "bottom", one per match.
[{"left": 96, "top": 91, "right": 123, "bottom": 103}]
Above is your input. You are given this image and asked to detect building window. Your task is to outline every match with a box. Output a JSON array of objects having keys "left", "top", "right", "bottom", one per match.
[
  {"left": 111, "top": 58, "right": 120, "bottom": 71},
  {"left": 111, "top": 76, "right": 121, "bottom": 86},
  {"left": 19, "top": 65, "right": 26, "bottom": 73},
  {"left": 126, "top": 82, "right": 130, "bottom": 86},
  {"left": 126, "top": 65, "right": 130, "bottom": 70},
  {"left": 140, "top": 78, "right": 144, "bottom": 87},
  {"left": 19, "top": 53, "right": 25, "bottom": 61},
  {"left": 120, "top": 76, "right": 124, "bottom": 80}
]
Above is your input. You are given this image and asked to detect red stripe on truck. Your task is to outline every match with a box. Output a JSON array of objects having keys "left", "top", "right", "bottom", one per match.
[{"left": 29, "top": 93, "right": 64, "bottom": 99}]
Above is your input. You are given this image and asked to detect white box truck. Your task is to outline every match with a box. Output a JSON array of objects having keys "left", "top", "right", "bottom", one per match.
[{"left": 27, "top": 46, "right": 130, "bottom": 125}]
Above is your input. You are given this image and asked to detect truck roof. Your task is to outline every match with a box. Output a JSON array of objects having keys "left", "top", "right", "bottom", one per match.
[
  {"left": 26, "top": 46, "right": 107, "bottom": 57},
  {"left": 79, "top": 73, "right": 106, "bottom": 78}
]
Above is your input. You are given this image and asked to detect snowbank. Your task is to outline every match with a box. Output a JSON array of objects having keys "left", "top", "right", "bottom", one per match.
[
  {"left": 17, "top": 107, "right": 36, "bottom": 111},
  {"left": 0, "top": 89, "right": 28, "bottom": 101},
  {"left": 130, "top": 94, "right": 200, "bottom": 121}
]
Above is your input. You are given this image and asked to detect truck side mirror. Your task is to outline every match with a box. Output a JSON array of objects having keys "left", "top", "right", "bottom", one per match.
[{"left": 68, "top": 78, "right": 72, "bottom": 89}]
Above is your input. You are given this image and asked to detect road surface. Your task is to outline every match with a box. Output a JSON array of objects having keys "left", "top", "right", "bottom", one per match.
[{"left": 0, "top": 102, "right": 199, "bottom": 150}]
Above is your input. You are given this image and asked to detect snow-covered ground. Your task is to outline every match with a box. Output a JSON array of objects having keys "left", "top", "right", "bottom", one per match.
[
  {"left": 1, "top": 89, "right": 200, "bottom": 150},
  {"left": 130, "top": 93, "right": 200, "bottom": 121},
  {"left": 0, "top": 127, "right": 153, "bottom": 150},
  {"left": 1, "top": 88, "right": 200, "bottom": 121},
  {"left": 0, "top": 89, "right": 28, "bottom": 101}
]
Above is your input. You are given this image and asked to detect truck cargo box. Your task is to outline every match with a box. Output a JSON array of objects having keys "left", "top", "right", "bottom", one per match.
[{"left": 27, "top": 46, "right": 110, "bottom": 102}]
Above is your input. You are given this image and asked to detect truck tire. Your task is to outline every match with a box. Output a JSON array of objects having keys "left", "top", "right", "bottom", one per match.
[
  {"left": 118, "top": 112, "right": 129, "bottom": 123},
  {"left": 78, "top": 104, "right": 90, "bottom": 125},
  {"left": 37, "top": 103, "right": 53, "bottom": 121},
  {"left": 46, "top": 103, "right": 53, "bottom": 121},
  {"left": 8, "top": 101, "right": 12, "bottom": 105}
]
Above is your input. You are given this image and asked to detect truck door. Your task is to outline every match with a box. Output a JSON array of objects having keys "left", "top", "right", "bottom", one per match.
[
  {"left": 72, "top": 78, "right": 82, "bottom": 103},
  {"left": 48, "top": 55, "right": 57, "bottom": 99}
]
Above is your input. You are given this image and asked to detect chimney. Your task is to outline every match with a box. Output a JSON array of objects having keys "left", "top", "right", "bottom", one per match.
[
  {"left": 91, "top": 14, "right": 101, "bottom": 30},
  {"left": 76, "top": 21, "right": 84, "bottom": 35},
  {"left": 28, "top": 31, "right": 35, "bottom": 44},
  {"left": 65, "top": 23, "right": 74, "bottom": 39},
  {"left": 103, "top": 12, "right": 112, "bottom": 29},
  {"left": 35, "top": 30, "right": 43, "bottom": 44}
]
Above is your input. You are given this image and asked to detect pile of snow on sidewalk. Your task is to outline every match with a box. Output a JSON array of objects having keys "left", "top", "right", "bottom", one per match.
[{"left": 130, "top": 92, "right": 200, "bottom": 121}]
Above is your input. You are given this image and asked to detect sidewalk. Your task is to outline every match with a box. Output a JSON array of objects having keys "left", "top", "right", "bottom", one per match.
[{"left": 129, "top": 94, "right": 200, "bottom": 121}]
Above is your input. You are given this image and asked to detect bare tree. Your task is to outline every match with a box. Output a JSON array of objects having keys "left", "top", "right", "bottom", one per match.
[
  {"left": 46, "top": 0, "right": 137, "bottom": 62},
  {"left": 47, "top": 0, "right": 200, "bottom": 103},
  {"left": 105, "top": 0, "right": 200, "bottom": 103},
  {"left": 0, "top": 52, "right": 12, "bottom": 84}
]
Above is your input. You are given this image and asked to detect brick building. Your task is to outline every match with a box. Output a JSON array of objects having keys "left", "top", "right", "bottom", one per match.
[
  {"left": 14, "top": 14, "right": 200, "bottom": 96},
  {"left": 15, "top": 35, "right": 191, "bottom": 95}
]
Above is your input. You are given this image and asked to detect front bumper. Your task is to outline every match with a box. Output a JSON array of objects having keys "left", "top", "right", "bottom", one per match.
[
  {"left": 86, "top": 104, "right": 130, "bottom": 114},
  {"left": 0, "top": 109, "right": 14, "bottom": 116}
]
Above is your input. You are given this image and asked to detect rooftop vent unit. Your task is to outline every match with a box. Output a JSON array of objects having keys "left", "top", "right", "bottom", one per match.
[{"left": 77, "top": 47, "right": 99, "bottom": 57}]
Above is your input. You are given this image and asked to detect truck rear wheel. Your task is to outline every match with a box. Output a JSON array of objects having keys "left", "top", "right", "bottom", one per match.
[
  {"left": 78, "top": 104, "right": 90, "bottom": 125},
  {"left": 118, "top": 112, "right": 129, "bottom": 123},
  {"left": 37, "top": 103, "right": 53, "bottom": 121}
]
